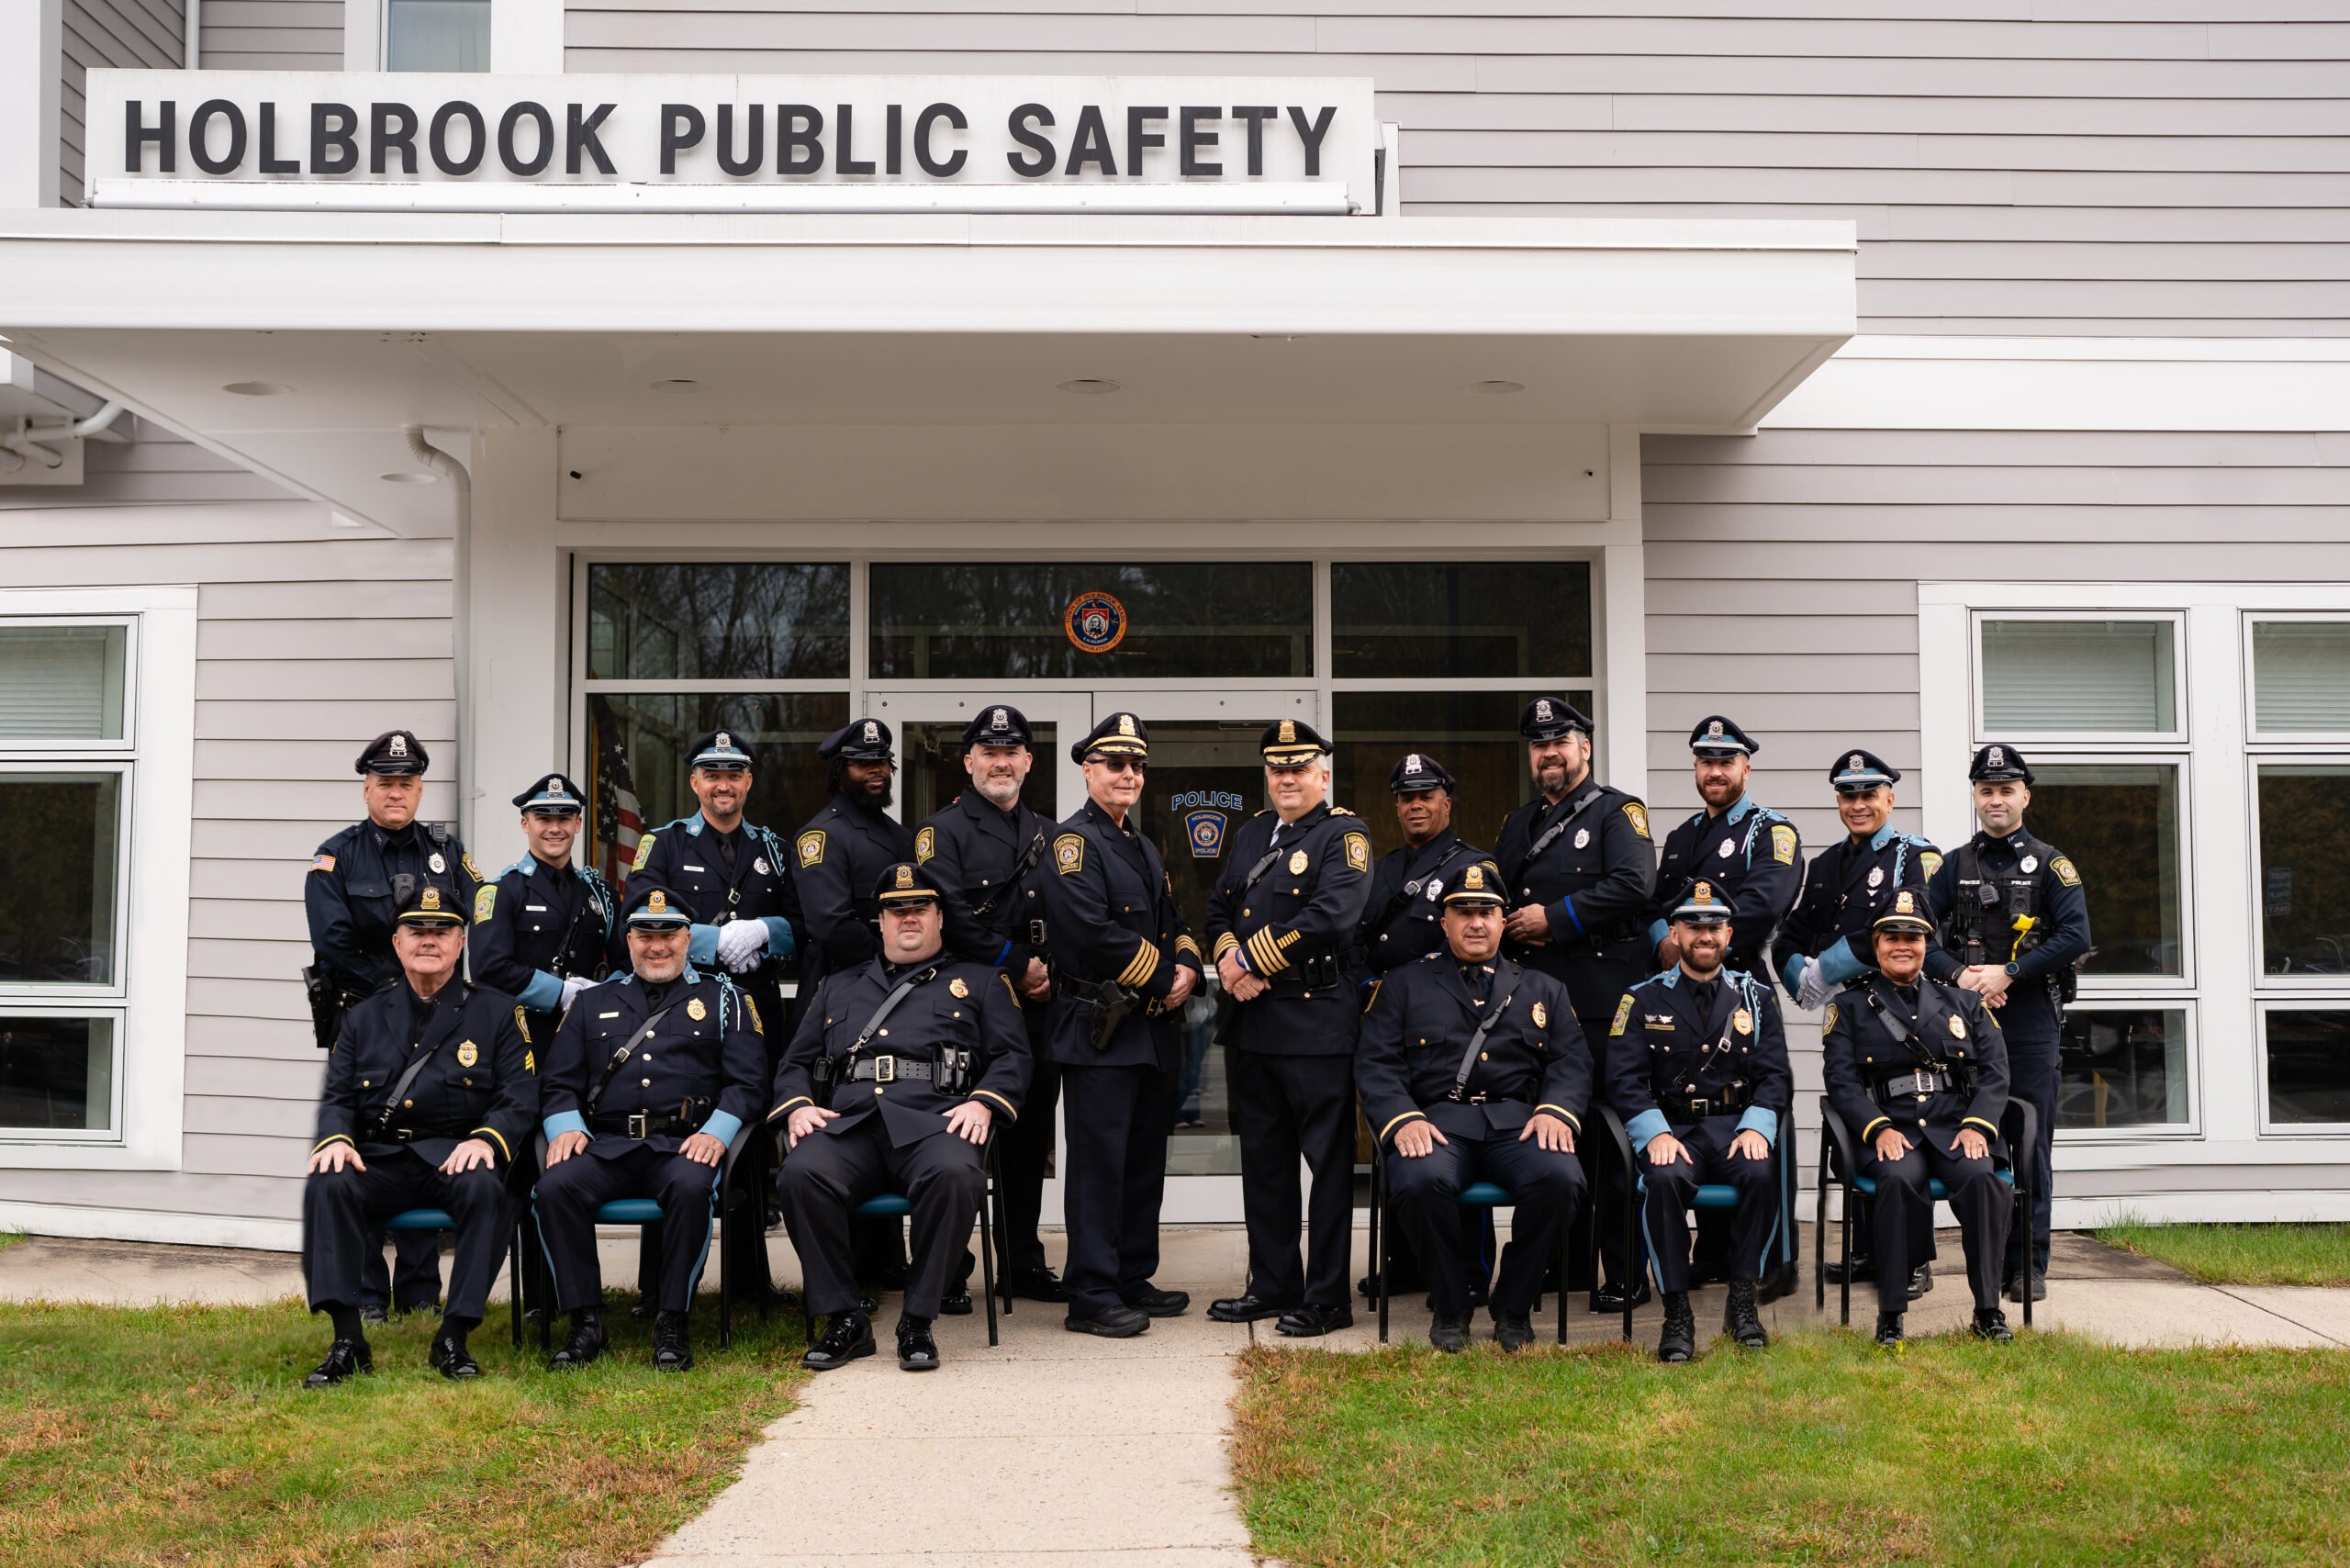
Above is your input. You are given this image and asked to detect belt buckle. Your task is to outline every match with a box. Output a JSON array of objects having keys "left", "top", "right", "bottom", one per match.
[
  {"left": 876, "top": 1056, "right": 896, "bottom": 1084},
  {"left": 1688, "top": 1098, "right": 1710, "bottom": 1118},
  {"left": 393, "top": 1127, "right": 412, "bottom": 1143},
  {"left": 626, "top": 1111, "right": 648, "bottom": 1138},
  {"left": 1912, "top": 1070, "right": 1935, "bottom": 1095}
]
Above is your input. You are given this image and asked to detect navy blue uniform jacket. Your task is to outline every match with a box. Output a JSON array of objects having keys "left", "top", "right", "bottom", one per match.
[
  {"left": 313, "top": 979, "right": 536, "bottom": 1169},
  {"left": 1035, "top": 800, "right": 1202, "bottom": 1069},
  {"left": 541, "top": 968, "right": 765, "bottom": 1155},
  {"left": 1356, "top": 954, "right": 1590, "bottom": 1148},
  {"left": 1205, "top": 802, "right": 1372, "bottom": 1057},
  {"left": 769, "top": 956, "right": 1032, "bottom": 1146}
]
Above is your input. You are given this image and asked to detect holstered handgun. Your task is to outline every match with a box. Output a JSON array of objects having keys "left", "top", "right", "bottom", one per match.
[
  {"left": 1090, "top": 985, "right": 1143, "bottom": 1053},
  {"left": 301, "top": 963, "right": 339, "bottom": 1051}
]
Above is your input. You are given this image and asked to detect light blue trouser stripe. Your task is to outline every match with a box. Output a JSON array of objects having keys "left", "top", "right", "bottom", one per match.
[{"left": 682, "top": 1160, "right": 723, "bottom": 1304}]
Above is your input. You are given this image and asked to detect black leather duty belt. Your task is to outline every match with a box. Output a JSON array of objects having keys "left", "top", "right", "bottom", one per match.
[
  {"left": 1876, "top": 1066, "right": 1959, "bottom": 1100},
  {"left": 589, "top": 1110, "right": 701, "bottom": 1139},
  {"left": 846, "top": 1056, "right": 934, "bottom": 1083}
]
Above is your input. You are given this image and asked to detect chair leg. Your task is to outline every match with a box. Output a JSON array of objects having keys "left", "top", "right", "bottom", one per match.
[
  {"left": 1557, "top": 1198, "right": 1571, "bottom": 1347},
  {"left": 1839, "top": 1202, "right": 1852, "bottom": 1329},
  {"left": 1373, "top": 1156, "right": 1389, "bottom": 1346},
  {"left": 534, "top": 1206, "right": 554, "bottom": 1354},
  {"left": 1620, "top": 1185, "right": 1636, "bottom": 1343},
  {"left": 979, "top": 1159, "right": 1001, "bottom": 1350},
  {"left": 2020, "top": 1177, "right": 2033, "bottom": 1329},
  {"left": 509, "top": 1215, "right": 525, "bottom": 1349}
]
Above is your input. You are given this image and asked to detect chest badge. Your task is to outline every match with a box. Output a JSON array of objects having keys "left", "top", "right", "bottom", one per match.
[
  {"left": 456, "top": 1040, "right": 478, "bottom": 1068},
  {"left": 1718, "top": 836, "right": 1736, "bottom": 859},
  {"left": 688, "top": 997, "right": 708, "bottom": 1022},
  {"left": 1732, "top": 1007, "right": 1753, "bottom": 1036},
  {"left": 429, "top": 852, "right": 447, "bottom": 874},
  {"left": 1288, "top": 849, "right": 1309, "bottom": 875},
  {"left": 949, "top": 976, "right": 969, "bottom": 999},
  {"left": 1573, "top": 828, "right": 1591, "bottom": 849},
  {"left": 754, "top": 857, "right": 771, "bottom": 876},
  {"left": 1950, "top": 1014, "right": 1967, "bottom": 1038},
  {"left": 1867, "top": 867, "right": 1884, "bottom": 889},
  {"left": 2020, "top": 856, "right": 2039, "bottom": 874},
  {"left": 1530, "top": 1001, "right": 1548, "bottom": 1028}
]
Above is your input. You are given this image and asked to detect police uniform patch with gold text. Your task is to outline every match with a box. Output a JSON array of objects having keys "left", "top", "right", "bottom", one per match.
[
  {"left": 915, "top": 825, "right": 936, "bottom": 864},
  {"left": 473, "top": 886, "right": 497, "bottom": 924},
  {"left": 1623, "top": 802, "right": 1650, "bottom": 840},
  {"left": 2053, "top": 855, "right": 2081, "bottom": 888},
  {"left": 1343, "top": 831, "right": 1370, "bottom": 873},
  {"left": 1771, "top": 823, "right": 1797, "bottom": 865},
  {"left": 1609, "top": 994, "right": 1633, "bottom": 1036},
  {"left": 632, "top": 834, "right": 656, "bottom": 873},
  {"left": 798, "top": 830, "right": 825, "bottom": 868},
  {"left": 1821, "top": 1002, "right": 1838, "bottom": 1034},
  {"left": 1055, "top": 833, "right": 1085, "bottom": 875}
]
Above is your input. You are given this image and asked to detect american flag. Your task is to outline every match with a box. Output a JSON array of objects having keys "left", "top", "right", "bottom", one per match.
[{"left": 588, "top": 697, "right": 643, "bottom": 890}]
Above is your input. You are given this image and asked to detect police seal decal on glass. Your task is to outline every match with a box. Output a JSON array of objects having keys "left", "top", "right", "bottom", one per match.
[
  {"left": 797, "top": 830, "right": 825, "bottom": 867},
  {"left": 1772, "top": 824, "right": 1797, "bottom": 865},
  {"left": 1185, "top": 810, "right": 1225, "bottom": 859},
  {"left": 1609, "top": 994, "right": 1633, "bottom": 1036},
  {"left": 915, "top": 826, "right": 936, "bottom": 864},
  {"left": 473, "top": 886, "right": 497, "bottom": 922},
  {"left": 1287, "top": 849, "right": 1310, "bottom": 875},
  {"left": 1063, "top": 590, "right": 1129, "bottom": 655},
  {"left": 949, "top": 976, "right": 969, "bottom": 999},
  {"left": 2053, "top": 855, "right": 2080, "bottom": 887},
  {"left": 456, "top": 1040, "right": 478, "bottom": 1068},
  {"left": 1344, "top": 831, "right": 1370, "bottom": 872},
  {"left": 688, "top": 997, "right": 708, "bottom": 1022},
  {"left": 1623, "top": 802, "right": 1650, "bottom": 839},
  {"left": 1732, "top": 1007, "right": 1753, "bottom": 1036},
  {"left": 1950, "top": 1013, "right": 1967, "bottom": 1037},
  {"left": 1054, "top": 833, "right": 1085, "bottom": 875}
]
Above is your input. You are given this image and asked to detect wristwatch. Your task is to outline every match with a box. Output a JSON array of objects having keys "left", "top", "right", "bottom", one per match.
[{"left": 2003, "top": 961, "right": 2020, "bottom": 978}]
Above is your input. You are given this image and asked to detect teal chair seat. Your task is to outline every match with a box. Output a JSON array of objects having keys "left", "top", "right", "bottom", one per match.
[
  {"left": 383, "top": 1207, "right": 458, "bottom": 1231},
  {"left": 381, "top": 1204, "right": 527, "bottom": 1346},
  {"left": 1850, "top": 1168, "right": 2017, "bottom": 1201},
  {"left": 854, "top": 1194, "right": 914, "bottom": 1218},
  {"left": 595, "top": 1198, "right": 667, "bottom": 1226},
  {"left": 1457, "top": 1182, "right": 1512, "bottom": 1206}
]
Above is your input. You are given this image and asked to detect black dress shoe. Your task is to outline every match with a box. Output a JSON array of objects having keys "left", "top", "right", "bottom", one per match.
[
  {"left": 549, "top": 1314, "right": 607, "bottom": 1371},
  {"left": 1002, "top": 1268, "right": 1066, "bottom": 1303},
  {"left": 1971, "top": 1307, "right": 2015, "bottom": 1343},
  {"left": 1823, "top": 1254, "right": 1874, "bottom": 1284},
  {"left": 2002, "top": 1271, "right": 2048, "bottom": 1304},
  {"left": 1275, "top": 1303, "right": 1353, "bottom": 1338},
  {"left": 897, "top": 1316, "right": 941, "bottom": 1372},
  {"left": 856, "top": 1291, "right": 882, "bottom": 1316},
  {"left": 359, "top": 1305, "right": 389, "bottom": 1328},
  {"left": 803, "top": 1311, "right": 877, "bottom": 1371},
  {"left": 1492, "top": 1312, "right": 1535, "bottom": 1352},
  {"left": 1590, "top": 1278, "right": 1651, "bottom": 1314},
  {"left": 1127, "top": 1286, "right": 1191, "bottom": 1318},
  {"left": 1064, "top": 1305, "right": 1149, "bottom": 1338},
  {"left": 1207, "top": 1294, "right": 1295, "bottom": 1324},
  {"left": 429, "top": 1328, "right": 480, "bottom": 1382},
  {"left": 1656, "top": 1292, "right": 1696, "bottom": 1363},
  {"left": 1874, "top": 1311, "right": 1905, "bottom": 1350},
  {"left": 653, "top": 1310, "right": 693, "bottom": 1372},
  {"left": 938, "top": 1289, "right": 975, "bottom": 1317},
  {"left": 1429, "top": 1314, "right": 1472, "bottom": 1354},
  {"left": 304, "top": 1337, "right": 373, "bottom": 1388},
  {"left": 630, "top": 1296, "right": 656, "bottom": 1321},
  {"left": 1908, "top": 1262, "right": 1934, "bottom": 1300}
]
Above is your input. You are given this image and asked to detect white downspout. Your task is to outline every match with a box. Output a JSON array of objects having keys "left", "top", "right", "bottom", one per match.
[{"left": 404, "top": 424, "right": 475, "bottom": 842}]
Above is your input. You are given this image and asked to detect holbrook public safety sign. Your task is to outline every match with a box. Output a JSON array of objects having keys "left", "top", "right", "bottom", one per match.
[{"left": 84, "top": 72, "right": 1381, "bottom": 215}]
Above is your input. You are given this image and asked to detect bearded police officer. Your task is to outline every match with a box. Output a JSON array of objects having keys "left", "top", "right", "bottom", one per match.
[
  {"left": 305, "top": 728, "right": 482, "bottom": 1320},
  {"left": 775, "top": 863, "right": 1032, "bottom": 1373},
  {"left": 1039, "top": 711, "right": 1203, "bottom": 1338},
  {"left": 1204, "top": 721, "right": 1372, "bottom": 1338},
  {"left": 301, "top": 885, "right": 535, "bottom": 1386},
  {"left": 471, "top": 773, "right": 619, "bottom": 1045},
  {"left": 1357, "top": 860, "right": 1591, "bottom": 1353},
  {"left": 1773, "top": 747, "right": 1941, "bottom": 1297},
  {"left": 537, "top": 880, "right": 766, "bottom": 1372},
  {"left": 1649, "top": 716, "right": 1801, "bottom": 981},
  {"left": 1824, "top": 890, "right": 2015, "bottom": 1346},
  {"left": 1609, "top": 881, "right": 1791, "bottom": 1363},
  {"left": 1494, "top": 696, "right": 1657, "bottom": 1312},
  {"left": 914, "top": 703, "right": 1063, "bottom": 1304},
  {"left": 1925, "top": 744, "right": 2089, "bottom": 1306}
]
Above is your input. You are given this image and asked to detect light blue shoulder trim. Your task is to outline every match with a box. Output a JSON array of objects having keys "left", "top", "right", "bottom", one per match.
[
  {"left": 1869, "top": 823, "right": 1898, "bottom": 852},
  {"left": 1725, "top": 793, "right": 1755, "bottom": 823}
]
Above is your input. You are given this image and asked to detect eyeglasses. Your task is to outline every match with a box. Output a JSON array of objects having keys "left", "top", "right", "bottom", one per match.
[{"left": 1089, "top": 756, "right": 1147, "bottom": 773}]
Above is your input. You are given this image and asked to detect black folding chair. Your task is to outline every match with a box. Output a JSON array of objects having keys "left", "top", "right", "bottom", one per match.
[
  {"left": 788, "top": 1128, "right": 1010, "bottom": 1348},
  {"left": 1368, "top": 1142, "right": 1579, "bottom": 1346}
]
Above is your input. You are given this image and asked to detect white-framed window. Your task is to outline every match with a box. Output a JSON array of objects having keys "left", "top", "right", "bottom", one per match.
[
  {"left": 1975, "top": 610, "right": 2185, "bottom": 744},
  {"left": 0, "top": 589, "right": 195, "bottom": 1169},
  {"left": 385, "top": 0, "right": 491, "bottom": 71}
]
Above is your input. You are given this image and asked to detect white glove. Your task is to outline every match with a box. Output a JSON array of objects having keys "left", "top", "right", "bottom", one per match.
[
  {"left": 558, "top": 974, "right": 594, "bottom": 1009},
  {"left": 1796, "top": 959, "right": 1829, "bottom": 1013},
  {"left": 715, "top": 919, "right": 768, "bottom": 973}
]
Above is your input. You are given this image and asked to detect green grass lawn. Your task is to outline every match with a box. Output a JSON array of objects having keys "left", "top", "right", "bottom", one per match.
[
  {"left": 0, "top": 1294, "right": 805, "bottom": 1567},
  {"left": 1232, "top": 1331, "right": 2350, "bottom": 1568},
  {"left": 0, "top": 1230, "right": 23, "bottom": 1252},
  {"left": 2097, "top": 1220, "right": 2350, "bottom": 1287}
]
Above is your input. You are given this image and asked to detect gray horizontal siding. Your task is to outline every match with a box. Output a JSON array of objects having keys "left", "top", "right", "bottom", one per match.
[
  {"left": 60, "top": 0, "right": 183, "bottom": 206},
  {"left": 0, "top": 420, "right": 294, "bottom": 512},
  {"left": 563, "top": 5, "right": 2350, "bottom": 334},
  {"left": 0, "top": 502, "right": 453, "bottom": 1228},
  {"left": 198, "top": 0, "right": 341, "bottom": 71}
]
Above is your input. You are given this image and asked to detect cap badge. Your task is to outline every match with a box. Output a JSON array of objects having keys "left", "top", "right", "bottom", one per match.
[
  {"left": 895, "top": 866, "right": 915, "bottom": 890},
  {"left": 1404, "top": 753, "right": 1425, "bottom": 774},
  {"left": 1279, "top": 719, "right": 1296, "bottom": 744},
  {"left": 1849, "top": 754, "right": 1863, "bottom": 771},
  {"left": 648, "top": 890, "right": 668, "bottom": 915},
  {"left": 1895, "top": 890, "right": 1915, "bottom": 914},
  {"left": 420, "top": 887, "right": 442, "bottom": 911},
  {"left": 1707, "top": 720, "right": 1724, "bottom": 739},
  {"left": 991, "top": 709, "right": 1008, "bottom": 730},
  {"left": 547, "top": 776, "right": 562, "bottom": 793},
  {"left": 716, "top": 732, "right": 732, "bottom": 750},
  {"left": 1693, "top": 881, "right": 1714, "bottom": 904},
  {"left": 1117, "top": 713, "right": 1136, "bottom": 738},
  {"left": 1535, "top": 700, "right": 1553, "bottom": 722},
  {"left": 1462, "top": 865, "right": 1486, "bottom": 890},
  {"left": 1988, "top": 745, "right": 2006, "bottom": 768},
  {"left": 389, "top": 734, "right": 408, "bottom": 757}
]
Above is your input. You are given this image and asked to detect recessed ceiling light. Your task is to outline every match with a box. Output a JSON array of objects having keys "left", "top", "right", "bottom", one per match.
[
  {"left": 1057, "top": 378, "right": 1122, "bottom": 395},
  {"left": 222, "top": 380, "right": 293, "bottom": 397},
  {"left": 378, "top": 470, "right": 439, "bottom": 485},
  {"left": 648, "top": 378, "right": 708, "bottom": 395},
  {"left": 1468, "top": 379, "right": 1526, "bottom": 396}
]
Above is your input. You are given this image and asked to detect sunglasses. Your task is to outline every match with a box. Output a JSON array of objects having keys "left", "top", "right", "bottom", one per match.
[{"left": 1089, "top": 756, "right": 1147, "bottom": 774}]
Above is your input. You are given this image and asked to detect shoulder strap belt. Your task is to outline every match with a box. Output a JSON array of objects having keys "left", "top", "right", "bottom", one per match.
[
  {"left": 852, "top": 964, "right": 943, "bottom": 1055},
  {"left": 1371, "top": 842, "right": 1473, "bottom": 935},
  {"left": 1667, "top": 979, "right": 1743, "bottom": 1096},
  {"left": 972, "top": 827, "right": 1050, "bottom": 924},
  {"left": 586, "top": 1002, "right": 678, "bottom": 1118},
  {"left": 1449, "top": 962, "right": 1523, "bottom": 1101},
  {"left": 1518, "top": 785, "right": 1607, "bottom": 873}
]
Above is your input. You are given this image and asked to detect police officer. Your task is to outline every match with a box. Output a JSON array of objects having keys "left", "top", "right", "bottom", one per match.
[
  {"left": 471, "top": 773, "right": 619, "bottom": 1044},
  {"left": 914, "top": 704, "right": 1063, "bottom": 1304},
  {"left": 1925, "top": 744, "right": 2090, "bottom": 1306},
  {"left": 1649, "top": 716, "right": 1800, "bottom": 980},
  {"left": 1356, "top": 860, "right": 1590, "bottom": 1353},
  {"left": 774, "top": 863, "right": 1032, "bottom": 1373},
  {"left": 305, "top": 728, "right": 481, "bottom": 1320},
  {"left": 1494, "top": 696, "right": 1657, "bottom": 1312},
  {"left": 300, "top": 885, "right": 534, "bottom": 1386},
  {"left": 1037, "top": 711, "right": 1203, "bottom": 1338},
  {"left": 1823, "top": 890, "right": 2015, "bottom": 1346},
  {"left": 537, "top": 880, "right": 767, "bottom": 1372},
  {"left": 1773, "top": 747, "right": 1941, "bottom": 1297},
  {"left": 1204, "top": 721, "right": 1371, "bottom": 1338},
  {"left": 1608, "top": 881, "right": 1791, "bottom": 1363}
]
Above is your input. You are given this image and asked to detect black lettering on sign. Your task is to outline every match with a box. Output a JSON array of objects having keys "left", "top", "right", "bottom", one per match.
[
  {"left": 498, "top": 101, "right": 554, "bottom": 175},
  {"left": 1179, "top": 106, "right": 1220, "bottom": 176},
  {"left": 914, "top": 103, "right": 966, "bottom": 177},
  {"left": 778, "top": 105, "right": 823, "bottom": 174},
  {"left": 1231, "top": 106, "right": 1275, "bottom": 176},
  {"left": 1065, "top": 105, "right": 1114, "bottom": 176},
  {"left": 885, "top": 103, "right": 903, "bottom": 175},
  {"left": 660, "top": 103, "right": 705, "bottom": 174},
  {"left": 716, "top": 103, "right": 763, "bottom": 176},
  {"left": 312, "top": 103, "right": 358, "bottom": 174},
  {"left": 372, "top": 103, "right": 419, "bottom": 175},
  {"left": 189, "top": 99, "right": 245, "bottom": 175},
  {"left": 566, "top": 102, "right": 617, "bottom": 175},
  {"left": 1287, "top": 105, "right": 1336, "bottom": 176},
  {"left": 257, "top": 101, "right": 298, "bottom": 173},
  {"left": 430, "top": 101, "right": 486, "bottom": 175},
  {"left": 1005, "top": 104, "right": 1054, "bottom": 178},
  {"left": 125, "top": 99, "right": 174, "bottom": 174},
  {"left": 1125, "top": 105, "right": 1165, "bottom": 178},
  {"left": 835, "top": 104, "right": 875, "bottom": 174}
]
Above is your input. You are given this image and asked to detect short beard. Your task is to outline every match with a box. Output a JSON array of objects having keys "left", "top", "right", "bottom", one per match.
[{"left": 975, "top": 774, "right": 1022, "bottom": 808}]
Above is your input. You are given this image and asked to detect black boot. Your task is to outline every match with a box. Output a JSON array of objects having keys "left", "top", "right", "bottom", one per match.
[
  {"left": 1492, "top": 1311, "right": 1534, "bottom": 1353},
  {"left": 1971, "top": 1307, "right": 2014, "bottom": 1343},
  {"left": 1723, "top": 1280, "right": 1768, "bottom": 1350},
  {"left": 303, "top": 1337, "right": 373, "bottom": 1389},
  {"left": 1656, "top": 1291, "right": 1696, "bottom": 1363},
  {"left": 430, "top": 1323, "right": 481, "bottom": 1381},
  {"left": 897, "top": 1315, "right": 941, "bottom": 1372},
  {"left": 1428, "top": 1313, "right": 1472, "bottom": 1354},
  {"left": 549, "top": 1308, "right": 606, "bottom": 1370},
  {"left": 1874, "top": 1311, "right": 1905, "bottom": 1350},
  {"left": 1908, "top": 1261, "right": 1934, "bottom": 1300},
  {"left": 653, "top": 1310, "right": 693, "bottom": 1372},
  {"left": 803, "top": 1311, "right": 877, "bottom": 1371}
]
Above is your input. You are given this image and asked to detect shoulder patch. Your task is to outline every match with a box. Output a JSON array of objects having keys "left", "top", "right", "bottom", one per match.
[
  {"left": 1609, "top": 993, "right": 1634, "bottom": 1037},
  {"left": 798, "top": 830, "right": 826, "bottom": 868},
  {"left": 1343, "top": 831, "right": 1371, "bottom": 873},
  {"left": 1054, "top": 833, "right": 1086, "bottom": 876},
  {"left": 1919, "top": 850, "right": 1944, "bottom": 881},
  {"left": 632, "top": 833, "right": 655, "bottom": 873},
  {"left": 2052, "top": 855, "right": 2081, "bottom": 888},
  {"left": 1623, "top": 802, "right": 1650, "bottom": 840},
  {"left": 1822, "top": 1001, "right": 1838, "bottom": 1034},
  {"left": 461, "top": 852, "right": 481, "bottom": 882},
  {"left": 915, "top": 825, "right": 936, "bottom": 864},
  {"left": 474, "top": 885, "right": 498, "bottom": 924},
  {"left": 513, "top": 1004, "right": 531, "bottom": 1044},
  {"left": 1771, "top": 823, "right": 1797, "bottom": 865},
  {"left": 309, "top": 853, "right": 337, "bottom": 874}
]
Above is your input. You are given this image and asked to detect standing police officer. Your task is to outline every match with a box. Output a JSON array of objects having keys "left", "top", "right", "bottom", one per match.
[
  {"left": 1494, "top": 696, "right": 1657, "bottom": 1312},
  {"left": 1608, "top": 882, "right": 1790, "bottom": 1363},
  {"left": 471, "top": 773, "right": 619, "bottom": 1044},
  {"left": 914, "top": 704, "right": 1063, "bottom": 1304},
  {"left": 1649, "top": 716, "right": 1801, "bottom": 981},
  {"left": 1204, "top": 721, "right": 1371, "bottom": 1338},
  {"left": 1038, "top": 711, "right": 1203, "bottom": 1338},
  {"left": 1824, "top": 890, "right": 2014, "bottom": 1346},
  {"left": 1925, "top": 745, "right": 2089, "bottom": 1306},
  {"left": 301, "top": 885, "right": 535, "bottom": 1386},
  {"left": 1357, "top": 753, "right": 1486, "bottom": 980},
  {"left": 305, "top": 728, "right": 481, "bottom": 1320},
  {"left": 1357, "top": 860, "right": 1590, "bottom": 1353},
  {"left": 537, "top": 880, "right": 767, "bottom": 1372},
  {"left": 1773, "top": 747, "right": 1941, "bottom": 1297}
]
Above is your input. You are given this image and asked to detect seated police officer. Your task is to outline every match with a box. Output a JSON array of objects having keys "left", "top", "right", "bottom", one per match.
[
  {"left": 1356, "top": 860, "right": 1591, "bottom": 1353},
  {"left": 774, "top": 863, "right": 1031, "bottom": 1373},
  {"left": 1823, "top": 890, "right": 2016, "bottom": 1347},
  {"left": 301, "top": 885, "right": 535, "bottom": 1386},
  {"left": 1608, "top": 881, "right": 1791, "bottom": 1363},
  {"left": 537, "top": 880, "right": 766, "bottom": 1372}
]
